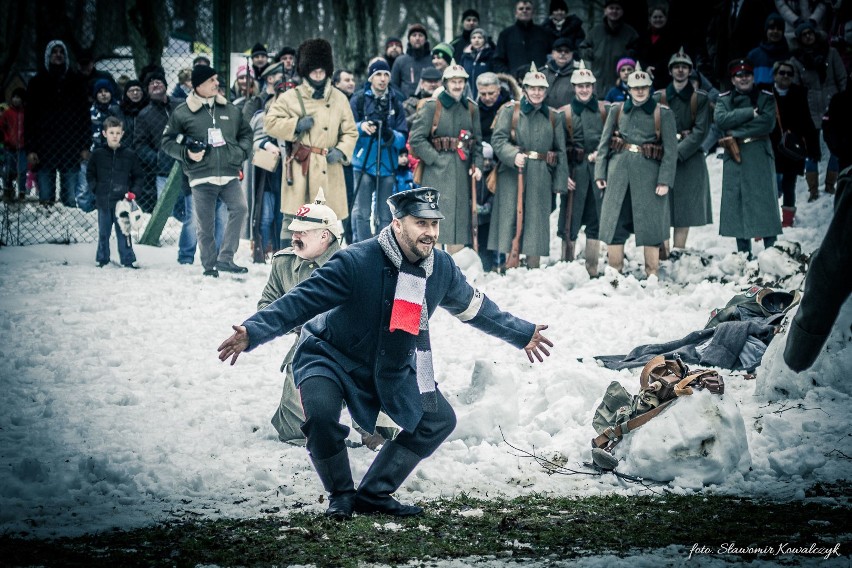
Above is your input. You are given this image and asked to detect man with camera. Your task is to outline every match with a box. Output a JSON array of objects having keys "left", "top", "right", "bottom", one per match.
[
  {"left": 349, "top": 60, "right": 408, "bottom": 242},
  {"left": 162, "top": 66, "right": 253, "bottom": 277}
]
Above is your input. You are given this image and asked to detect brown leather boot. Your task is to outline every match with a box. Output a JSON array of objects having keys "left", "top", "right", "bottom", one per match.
[
  {"left": 644, "top": 246, "right": 660, "bottom": 278},
  {"left": 825, "top": 170, "right": 837, "bottom": 195},
  {"left": 806, "top": 171, "right": 819, "bottom": 202}
]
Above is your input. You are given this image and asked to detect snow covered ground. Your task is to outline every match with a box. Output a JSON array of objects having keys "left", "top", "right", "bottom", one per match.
[{"left": 0, "top": 158, "right": 850, "bottom": 547}]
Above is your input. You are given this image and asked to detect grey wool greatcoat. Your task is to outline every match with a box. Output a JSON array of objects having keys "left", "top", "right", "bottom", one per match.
[
  {"left": 714, "top": 89, "right": 782, "bottom": 239},
  {"left": 653, "top": 84, "right": 713, "bottom": 228},
  {"left": 409, "top": 92, "right": 483, "bottom": 246},
  {"left": 558, "top": 98, "right": 608, "bottom": 240},
  {"left": 594, "top": 99, "right": 678, "bottom": 246},
  {"left": 488, "top": 99, "right": 568, "bottom": 257}
]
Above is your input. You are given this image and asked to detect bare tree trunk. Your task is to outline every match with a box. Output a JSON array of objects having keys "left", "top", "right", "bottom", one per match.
[
  {"left": 332, "top": 0, "right": 378, "bottom": 77},
  {"left": 126, "top": 0, "right": 169, "bottom": 76}
]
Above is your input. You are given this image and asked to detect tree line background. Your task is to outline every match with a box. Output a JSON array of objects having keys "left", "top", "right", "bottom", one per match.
[{"left": 0, "top": 0, "right": 616, "bottom": 99}]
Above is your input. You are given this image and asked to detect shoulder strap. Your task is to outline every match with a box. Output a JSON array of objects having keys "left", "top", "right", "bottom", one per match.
[
  {"left": 510, "top": 103, "right": 520, "bottom": 143},
  {"left": 690, "top": 91, "right": 698, "bottom": 123},
  {"left": 548, "top": 108, "right": 556, "bottom": 129},
  {"left": 598, "top": 101, "right": 607, "bottom": 124},
  {"left": 562, "top": 104, "right": 574, "bottom": 140},
  {"left": 660, "top": 91, "right": 668, "bottom": 106},
  {"left": 654, "top": 104, "right": 661, "bottom": 140},
  {"left": 294, "top": 88, "right": 307, "bottom": 117},
  {"left": 430, "top": 99, "right": 443, "bottom": 137}
]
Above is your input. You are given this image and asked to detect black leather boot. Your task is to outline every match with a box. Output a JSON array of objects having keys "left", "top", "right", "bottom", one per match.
[
  {"left": 310, "top": 449, "right": 356, "bottom": 520},
  {"left": 354, "top": 441, "right": 423, "bottom": 516}
]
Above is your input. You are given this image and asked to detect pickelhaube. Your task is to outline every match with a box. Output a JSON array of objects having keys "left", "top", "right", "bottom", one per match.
[
  {"left": 442, "top": 58, "right": 469, "bottom": 80},
  {"left": 522, "top": 62, "right": 549, "bottom": 88},
  {"left": 668, "top": 46, "right": 693, "bottom": 70},
  {"left": 571, "top": 60, "right": 596, "bottom": 85},
  {"left": 288, "top": 187, "right": 342, "bottom": 238},
  {"left": 626, "top": 63, "right": 653, "bottom": 88}
]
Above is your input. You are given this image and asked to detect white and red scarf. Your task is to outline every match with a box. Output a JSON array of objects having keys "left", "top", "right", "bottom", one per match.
[{"left": 378, "top": 225, "right": 437, "bottom": 412}]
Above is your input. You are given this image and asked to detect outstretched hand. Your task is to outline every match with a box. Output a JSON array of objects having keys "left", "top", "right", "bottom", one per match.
[
  {"left": 524, "top": 324, "right": 553, "bottom": 363},
  {"left": 218, "top": 325, "right": 249, "bottom": 365}
]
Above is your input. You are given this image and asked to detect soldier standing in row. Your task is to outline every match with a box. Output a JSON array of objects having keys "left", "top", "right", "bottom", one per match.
[
  {"left": 653, "top": 48, "right": 712, "bottom": 257},
  {"left": 488, "top": 63, "right": 568, "bottom": 269},
  {"left": 714, "top": 58, "right": 781, "bottom": 258},
  {"left": 264, "top": 39, "right": 357, "bottom": 244},
  {"left": 595, "top": 64, "right": 677, "bottom": 278},
  {"left": 409, "top": 61, "right": 483, "bottom": 253},
  {"left": 558, "top": 61, "right": 608, "bottom": 277}
]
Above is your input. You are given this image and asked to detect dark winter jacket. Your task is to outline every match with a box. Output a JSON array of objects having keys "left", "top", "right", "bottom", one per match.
[
  {"left": 391, "top": 44, "right": 433, "bottom": 99},
  {"left": 771, "top": 83, "right": 819, "bottom": 174},
  {"left": 747, "top": 40, "right": 791, "bottom": 90},
  {"left": 241, "top": 236, "right": 535, "bottom": 432},
  {"left": 134, "top": 97, "right": 181, "bottom": 177},
  {"left": 542, "top": 57, "right": 578, "bottom": 109},
  {"left": 87, "top": 145, "right": 144, "bottom": 209},
  {"left": 580, "top": 17, "right": 640, "bottom": 98},
  {"left": 89, "top": 100, "right": 121, "bottom": 151},
  {"left": 161, "top": 92, "right": 252, "bottom": 183},
  {"left": 118, "top": 80, "right": 149, "bottom": 149},
  {"left": 493, "top": 20, "right": 552, "bottom": 75},
  {"left": 461, "top": 46, "right": 496, "bottom": 99},
  {"left": 25, "top": 40, "right": 90, "bottom": 169},
  {"left": 634, "top": 25, "right": 682, "bottom": 91},
  {"left": 822, "top": 85, "right": 852, "bottom": 171},
  {"left": 350, "top": 86, "right": 408, "bottom": 177},
  {"left": 542, "top": 15, "right": 586, "bottom": 47}
]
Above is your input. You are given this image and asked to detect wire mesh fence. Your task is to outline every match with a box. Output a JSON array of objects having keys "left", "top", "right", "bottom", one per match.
[{"left": 0, "top": 2, "right": 214, "bottom": 248}]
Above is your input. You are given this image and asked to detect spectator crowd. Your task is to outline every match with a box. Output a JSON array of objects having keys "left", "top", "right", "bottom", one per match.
[{"left": 2, "top": 0, "right": 850, "bottom": 276}]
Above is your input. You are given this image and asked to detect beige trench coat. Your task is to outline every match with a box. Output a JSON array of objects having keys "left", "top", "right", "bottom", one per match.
[{"left": 264, "top": 82, "right": 358, "bottom": 219}]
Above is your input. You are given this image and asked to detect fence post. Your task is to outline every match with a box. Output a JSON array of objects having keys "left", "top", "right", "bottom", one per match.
[{"left": 140, "top": 162, "right": 182, "bottom": 246}]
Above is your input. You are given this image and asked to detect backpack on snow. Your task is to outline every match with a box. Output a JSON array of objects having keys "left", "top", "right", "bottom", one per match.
[{"left": 590, "top": 355, "right": 724, "bottom": 470}]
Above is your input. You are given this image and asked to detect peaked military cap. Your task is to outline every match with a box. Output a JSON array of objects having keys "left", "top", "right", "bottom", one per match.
[{"left": 387, "top": 187, "right": 445, "bottom": 219}]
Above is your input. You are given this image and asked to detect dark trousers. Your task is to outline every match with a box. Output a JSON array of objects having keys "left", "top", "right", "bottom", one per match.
[
  {"left": 299, "top": 375, "right": 456, "bottom": 460},
  {"left": 777, "top": 172, "right": 797, "bottom": 208},
  {"left": 96, "top": 206, "right": 136, "bottom": 265}
]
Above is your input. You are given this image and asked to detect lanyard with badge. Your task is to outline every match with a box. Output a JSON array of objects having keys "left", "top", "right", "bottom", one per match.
[{"left": 206, "top": 104, "right": 226, "bottom": 147}]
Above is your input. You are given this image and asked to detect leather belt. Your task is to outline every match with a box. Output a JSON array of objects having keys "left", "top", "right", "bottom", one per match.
[
  {"left": 738, "top": 135, "right": 768, "bottom": 145},
  {"left": 526, "top": 151, "right": 545, "bottom": 160},
  {"left": 624, "top": 143, "right": 642, "bottom": 153},
  {"left": 308, "top": 146, "right": 328, "bottom": 156}
]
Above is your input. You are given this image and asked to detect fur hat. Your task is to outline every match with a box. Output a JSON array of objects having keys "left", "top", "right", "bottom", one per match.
[
  {"left": 191, "top": 65, "right": 217, "bottom": 88},
  {"left": 443, "top": 59, "right": 469, "bottom": 81},
  {"left": 571, "top": 60, "right": 596, "bottom": 85},
  {"left": 668, "top": 46, "right": 693, "bottom": 70},
  {"left": 288, "top": 188, "right": 342, "bottom": 239},
  {"left": 276, "top": 46, "right": 296, "bottom": 59},
  {"left": 297, "top": 38, "right": 334, "bottom": 79},
  {"left": 522, "top": 62, "right": 549, "bottom": 88},
  {"left": 626, "top": 63, "right": 652, "bottom": 88}
]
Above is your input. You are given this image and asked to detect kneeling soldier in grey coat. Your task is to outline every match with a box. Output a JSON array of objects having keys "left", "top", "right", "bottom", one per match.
[{"left": 218, "top": 187, "right": 553, "bottom": 519}]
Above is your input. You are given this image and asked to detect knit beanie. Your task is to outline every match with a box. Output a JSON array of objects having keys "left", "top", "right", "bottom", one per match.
[
  {"left": 616, "top": 57, "right": 636, "bottom": 73},
  {"left": 765, "top": 12, "right": 784, "bottom": 31},
  {"left": 431, "top": 42, "right": 454, "bottom": 64},
  {"left": 386, "top": 36, "right": 403, "bottom": 48},
  {"left": 251, "top": 43, "right": 268, "bottom": 57},
  {"left": 368, "top": 59, "right": 391, "bottom": 78},
  {"left": 794, "top": 19, "right": 817, "bottom": 39},
  {"left": 143, "top": 71, "right": 167, "bottom": 90},
  {"left": 461, "top": 8, "right": 480, "bottom": 21},
  {"left": 191, "top": 65, "right": 217, "bottom": 88},
  {"left": 408, "top": 23, "right": 428, "bottom": 39}
]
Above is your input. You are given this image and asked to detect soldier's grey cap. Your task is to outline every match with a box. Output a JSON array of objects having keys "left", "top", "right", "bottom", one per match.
[
  {"left": 387, "top": 187, "right": 445, "bottom": 219},
  {"left": 421, "top": 67, "right": 443, "bottom": 81}
]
